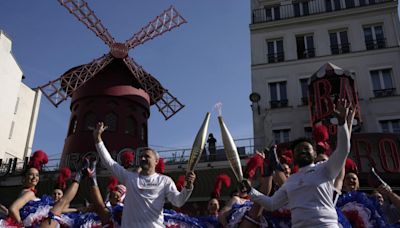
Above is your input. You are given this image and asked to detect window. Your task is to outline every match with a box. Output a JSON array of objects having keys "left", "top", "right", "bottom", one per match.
[
  {"left": 68, "top": 116, "right": 78, "bottom": 136},
  {"left": 14, "top": 97, "right": 20, "bottom": 114},
  {"left": 269, "top": 81, "right": 288, "bottom": 108},
  {"left": 325, "top": 0, "right": 341, "bottom": 12},
  {"left": 84, "top": 112, "right": 96, "bottom": 131},
  {"left": 293, "top": 1, "right": 309, "bottom": 17},
  {"left": 125, "top": 116, "right": 137, "bottom": 135},
  {"left": 380, "top": 119, "right": 400, "bottom": 133},
  {"left": 273, "top": 129, "right": 290, "bottom": 144},
  {"left": 364, "top": 25, "right": 385, "bottom": 50},
  {"left": 296, "top": 35, "right": 315, "bottom": 59},
  {"left": 304, "top": 127, "right": 313, "bottom": 139},
  {"left": 329, "top": 30, "right": 350, "bottom": 54},
  {"left": 300, "top": 78, "right": 309, "bottom": 105},
  {"left": 9, "top": 121, "right": 15, "bottom": 139},
  {"left": 267, "top": 39, "right": 284, "bottom": 63},
  {"left": 345, "top": 0, "right": 355, "bottom": 8},
  {"left": 265, "top": 5, "right": 280, "bottom": 21},
  {"left": 370, "top": 69, "right": 396, "bottom": 97},
  {"left": 105, "top": 112, "right": 118, "bottom": 131}
]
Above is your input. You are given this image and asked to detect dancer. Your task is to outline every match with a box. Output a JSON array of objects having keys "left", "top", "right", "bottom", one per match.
[
  {"left": 93, "top": 122, "right": 196, "bottom": 227},
  {"left": 241, "top": 99, "right": 353, "bottom": 228}
]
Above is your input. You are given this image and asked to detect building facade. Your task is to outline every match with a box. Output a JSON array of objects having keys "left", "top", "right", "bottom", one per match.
[
  {"left": 250, "top": 0, "right": 400, "bottom": 148},
  {"left": 0, "top": 30, "right": 41, "bottom": 163}
]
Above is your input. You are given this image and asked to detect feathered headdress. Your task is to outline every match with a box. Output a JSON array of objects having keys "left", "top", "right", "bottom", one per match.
[
  {"left": 313, "top": 124, "right": 331, "bottom": 155},
  {"left": 55, "top": 167, "right": 71, "bottom": 190},
  {"left": 345, "top": 158, "right": 358, "bottom": 174},
  {"left": 155, "top": 157, "right": 165, "bottom": 174},
  {"left": 175, "top": 175, "right": 186, "bottom": 192},
  {"left": 211, "top": 174, "right": 231, "bottom": 199},
  {"left": 121, "top": 150, "right": 134, "bottom": 169},
  {"left": 28, "top": 150, "right": 49, "bottom": 171},
  {"left": 280, "top": 149, "right": 293, "bottom": 166},
  {"left": 243, "top": 152, "right": 264, "bottom": 179}
]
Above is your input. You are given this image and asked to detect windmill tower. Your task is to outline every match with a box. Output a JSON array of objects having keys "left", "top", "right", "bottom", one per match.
[{"left": 39, "top": 0, "right": 186, "bottom": 168}]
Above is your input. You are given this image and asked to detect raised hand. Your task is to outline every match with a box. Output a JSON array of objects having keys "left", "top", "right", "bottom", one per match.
[
  {"left": 333, "top": 99, "right": 351, "bottom": 126},
  {"left": 88, "top": 160, "right": 98, "bottom": 186},
  {"left": 93, "top": 122, "right": 108, "bottom": 143},
  {"left": 184, "top": 171, "right": 196, "bottom": 189}
]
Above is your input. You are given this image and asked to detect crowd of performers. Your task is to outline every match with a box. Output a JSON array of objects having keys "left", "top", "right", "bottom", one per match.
[{"left": 0, "top": 99, "right": 400, "bottom": 227}]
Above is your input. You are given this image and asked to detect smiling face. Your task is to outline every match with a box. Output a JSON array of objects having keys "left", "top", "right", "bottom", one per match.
[
  {"left": 109, "top": 190, "right": 122, "bottom": 206},
  {"left": 24, "top": 168, "right": 40, "bottom": 188},
  {"left": 207, "top": 198, "right": 220, "bottom": 215},
  {"left": 293, "top": 141, "right": 316, "bottom": 168},
  {"left": 343, "top": 172, "right": 360, "bottom": 192},
  {"left": 139, "top": 149, "right": 159, "bottom": 172},
  {"left": 282, "top": 163, "right": 291, "bottom": 178},
  {"left": 53, "top": 189, "right": 63, "bottom": 202}
]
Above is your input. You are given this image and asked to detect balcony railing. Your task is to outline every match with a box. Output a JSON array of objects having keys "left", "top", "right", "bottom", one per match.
[
  {"left": 331, "top": 43, "right": 351, "bottom": 54},
  {"left": 298, "top": 48, "right": 315, "bottom": 59},
  {"left": 252, "top": 0, "right": 394, "bottom": 24},
  {"left": 365, "top": 38, "right": 386, "bottom": 50},
  {"left": 267, "top": 52, "right": 285, "bottom": 63},
  {"left": 270, "top": 99, "right": 289, "bottom": 108},
  {"left": 373, "top": 88, "right": 396, "bottom": 97},
  {"left": 0, "top": 138, "right": 263, "bottom": 176}
]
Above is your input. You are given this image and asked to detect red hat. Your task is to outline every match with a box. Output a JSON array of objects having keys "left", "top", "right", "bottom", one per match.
[
  {"left": 121, "top": 150, "right": 134, "bottom": 169},
  {"left": 313, "top": 124, "right": 329, "bottom": 143},
  {"left": 175, "top": 175, "right": 186, "bottom": 191},
  {"left": 211, "top": 174, "right": 231, "bottom": 199},
  {"left": 244, "top": 152, "right": 264, "bottom": 179},
  {"left": 28, "top": 150, "right": 49, "bottom": 171},
  {"left": 56, "top": 167, "right": 71, "bottom": 190},
  {"left": 345, "top": 158, "right": 358, "bottom": 174}
]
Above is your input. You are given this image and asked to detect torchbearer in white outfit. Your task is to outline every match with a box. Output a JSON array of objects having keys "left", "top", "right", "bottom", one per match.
[
  {"left": 240, "top": 99, "right": 354, "bottom": 228},
  {"left": 93, "top": 122, "right": 196, "bottom": 228}
]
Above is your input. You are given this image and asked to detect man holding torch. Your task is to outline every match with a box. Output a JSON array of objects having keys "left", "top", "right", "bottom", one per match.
[
  {"left": 240, "top": 99, "right": 354, "bottom": 228},
  {"left": 93, "top": 122, "right": 196, "bottom": 228}
]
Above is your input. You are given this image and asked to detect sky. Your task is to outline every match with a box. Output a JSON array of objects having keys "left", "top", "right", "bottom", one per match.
[{"left": 0, "top": 1, "right": 253, "bottom": 160}]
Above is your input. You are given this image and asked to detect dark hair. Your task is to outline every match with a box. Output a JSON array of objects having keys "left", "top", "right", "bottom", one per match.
[{"left": 290, "top": 137, "right": 315, "bottom": 151}]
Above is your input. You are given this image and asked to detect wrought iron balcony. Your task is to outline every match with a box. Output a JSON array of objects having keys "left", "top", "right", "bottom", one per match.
[
  {"left": 270, "top": 99, "right": 289, "bottom": 108},
  {"left": 252, "top": 0, "right": 394, "bottom": 24},
  {"left": 267, "top": 52, "right": 285, "bottom": 63},
  {"left": 331, "top": 43, "right": 351, "bottom": 54},
  {"left": 365, "top": 39, "right": 387, "bottom": 50},
  {"left": 373, "top": 88, "right": 396, "bottom": 97}
]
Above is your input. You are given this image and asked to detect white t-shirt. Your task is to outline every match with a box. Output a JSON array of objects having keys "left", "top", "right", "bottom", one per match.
[
  {"left": 96, "top": 142, "right": 193, "bottom": 228},
  {"left": 250, "top": 125, "right": 350, "bottom": 228}
]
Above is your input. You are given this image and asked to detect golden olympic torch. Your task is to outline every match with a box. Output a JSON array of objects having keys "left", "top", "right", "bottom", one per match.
[
  {"left": 218, "top": 115, "right": 243, "bottom": 182},
  {"left": 186, "top": 112, "right": 211, "bottom": 172}
]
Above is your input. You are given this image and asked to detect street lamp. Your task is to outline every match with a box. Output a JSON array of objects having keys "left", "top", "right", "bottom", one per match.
[{"left": 249, "top": 92, "right": 261, "bottom": 115}]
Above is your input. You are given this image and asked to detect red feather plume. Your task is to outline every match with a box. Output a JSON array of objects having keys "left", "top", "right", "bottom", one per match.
[
  {"left": 121, "top": 151, "right": 134, "bottom": 169},
  {"left": 107, "top": 176, "right": 118, "bottom": 192},
  {"left": 28, "top": 150, "right": 49, "bottom": 171},
  {"left": 280, "top": 149, "right": 293, "bottom": 165},
  {"left": 175, "top": 175, "right": 186, "bottom": 192},
  {"left": 345, "top": 158, "right": 358, "bottom": 174},
  {"left": 155, "top": 158, "right": 165, "bottom": 174},
  {"left": 244, "top": 152, "right": 264, "bottom": 179},
  {"left": 313, "top": 124, "right": 329, "bottom": 143},
  {"left": 211, "top": 174, "right": 231, "bottom": 199},
  {"left": 56, "top": 167, "right": 71, "bottom": 190}
]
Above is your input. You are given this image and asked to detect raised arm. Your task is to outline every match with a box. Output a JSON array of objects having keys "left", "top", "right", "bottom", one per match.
[
  {"left": 323, "top": 99, "right": 352, "bottom": 180},
  {"left": 93, "top": 122, "right": 127, "bottom": 183},
  {"left": 165, "top": 172, "right": 195, "bottom": 208}
]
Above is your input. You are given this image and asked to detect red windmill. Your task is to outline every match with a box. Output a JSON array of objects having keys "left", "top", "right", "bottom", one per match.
[{"left": 38, "top": 0, "right": 186, "bottom": 168}]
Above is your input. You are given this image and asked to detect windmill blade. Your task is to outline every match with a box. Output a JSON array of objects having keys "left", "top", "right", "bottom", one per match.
[
  {"left": 58, "top": 0, "right": 115, "bottom": 46},
  {"left": 39, "top": 54, "right": 114, "bottom": 107},
  {"left": 123, "top": 57, "right": 184, "bottom": 120},
  {"left": 155, "top": 90, "right": 185, "bottom": 120},
  {"left": 123, "top": 57, "right": 165, "bottom": 101},
  {"left": 125, "top": 5, "right": 187, "bottom": 49}
]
